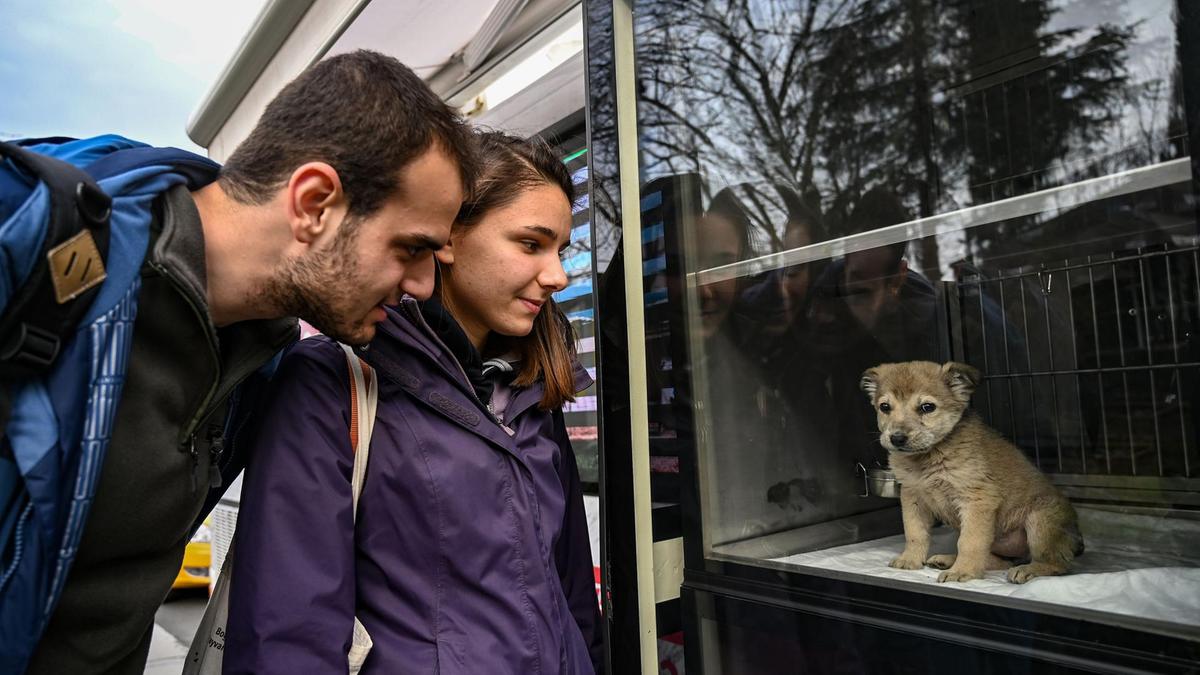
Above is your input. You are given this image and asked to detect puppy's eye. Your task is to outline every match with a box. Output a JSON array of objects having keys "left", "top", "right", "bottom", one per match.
[
  {"left": 919, "top": 402, "right": 937, "bottom": 414},
  {"left": 879, "top": 402, "right": 892, "bottom": 414}
]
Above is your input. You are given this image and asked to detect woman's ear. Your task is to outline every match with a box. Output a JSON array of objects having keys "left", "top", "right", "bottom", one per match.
[{"left": 434, "top": 238, "right": 455, "bottom": 266}]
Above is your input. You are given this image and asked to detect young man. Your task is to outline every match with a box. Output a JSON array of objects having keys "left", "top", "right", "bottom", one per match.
[{"left": 7, "top": 50, "right": 474, "bottom": 674}]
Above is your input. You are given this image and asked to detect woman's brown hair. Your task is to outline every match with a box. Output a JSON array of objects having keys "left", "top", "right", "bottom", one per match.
[{"left": 444, "top": 130, "right": 579, "bottom": 410}]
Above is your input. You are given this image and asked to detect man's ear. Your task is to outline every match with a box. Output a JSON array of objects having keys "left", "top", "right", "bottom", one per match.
[
  {"left": 941, "top": 361, "right": 980, "bottom": 402},
  {"left": 860, "top": 367, "right": 881, "bottom": 400},
  {"left": 888, "top": 258, "right": 908, "bottom": 295},
  {"left": 286, "top": 162, "right": 344, "bottom": 244}
]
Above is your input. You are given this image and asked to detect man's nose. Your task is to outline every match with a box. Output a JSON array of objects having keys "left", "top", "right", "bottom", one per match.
[{"left": 400, "top": 256, "right": 437, "bottom": 301}]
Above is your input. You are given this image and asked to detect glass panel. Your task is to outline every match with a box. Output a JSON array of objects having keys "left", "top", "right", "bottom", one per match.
[
  {"left": 554, "top": 131, "right": 601, "bottom": 488},
  {"left": 633, "top": 0, "right": 1199, "bottom": 631}
]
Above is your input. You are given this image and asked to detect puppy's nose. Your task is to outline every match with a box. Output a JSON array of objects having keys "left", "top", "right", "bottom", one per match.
[{"left": 889, "top": 432, "right": 908, "bottom": 447}]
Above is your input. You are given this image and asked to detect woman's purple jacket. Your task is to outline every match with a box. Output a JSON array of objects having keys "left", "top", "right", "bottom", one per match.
[{"left": 224, "top": 301, "right": 602, "bottom": 674}]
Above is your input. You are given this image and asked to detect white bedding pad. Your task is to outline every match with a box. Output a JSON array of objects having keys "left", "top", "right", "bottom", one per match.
[{"left": 770, "top": 507, "right": 1200, "bottom": 627}]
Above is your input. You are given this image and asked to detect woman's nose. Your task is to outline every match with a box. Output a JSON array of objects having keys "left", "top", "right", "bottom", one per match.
[{"left": 541, "top": 255, "right": 568, "bottom": 292}]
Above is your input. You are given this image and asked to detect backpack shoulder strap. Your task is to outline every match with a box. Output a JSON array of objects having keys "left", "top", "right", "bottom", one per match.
[
  {"left": 0, "top": 141, "right": 112, "bottom": 379},
  {"left": 341, "top": 344, "right": 378, "bottom": 521}
]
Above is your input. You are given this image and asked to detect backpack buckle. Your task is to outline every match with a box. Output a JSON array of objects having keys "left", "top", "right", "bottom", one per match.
[{"left": 0, "top": 323, "right": 61, "bottom": 370}]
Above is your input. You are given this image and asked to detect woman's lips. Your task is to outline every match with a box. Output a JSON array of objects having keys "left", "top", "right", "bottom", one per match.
[{"left": 519, "top": 298, "right": 544, "bottom": 313}]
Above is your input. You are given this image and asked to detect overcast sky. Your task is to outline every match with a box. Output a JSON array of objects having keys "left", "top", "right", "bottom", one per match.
[{"left": 0, "top": 0, "right": 268, "bottom": 153}]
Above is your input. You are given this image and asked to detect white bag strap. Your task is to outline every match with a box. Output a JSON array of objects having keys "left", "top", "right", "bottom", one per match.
[
  {"left": 185, "top": 344, "right": 378, "bottom": 675},
  {"left": 341, "top": 343, "right": 377, "bottom": 520},
  {"left": 341, "top": 343, "right": 378, "bottom": 673}
]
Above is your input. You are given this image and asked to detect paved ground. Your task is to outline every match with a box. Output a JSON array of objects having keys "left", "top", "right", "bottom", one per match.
[{"left": 145, "top": 592, "right": 206, "bottom": 674}]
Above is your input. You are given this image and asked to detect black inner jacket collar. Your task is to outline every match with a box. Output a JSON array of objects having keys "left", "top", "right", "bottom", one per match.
[{"left": 417, "top": 294, "right": 495, "bottom": 405}]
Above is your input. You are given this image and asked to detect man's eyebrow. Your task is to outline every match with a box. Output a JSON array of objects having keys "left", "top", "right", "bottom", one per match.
[{"left": 396, "top": 234, "right": 445, "bottom": 250}]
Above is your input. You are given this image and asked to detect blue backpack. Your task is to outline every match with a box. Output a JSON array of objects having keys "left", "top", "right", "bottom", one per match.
[{"left": 0, "top": 136, "right": 221, "bottom": 671}]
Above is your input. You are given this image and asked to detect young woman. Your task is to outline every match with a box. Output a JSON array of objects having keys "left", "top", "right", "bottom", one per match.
[{"left": 224, "top": 131, "right": 600, "bottom": 674}]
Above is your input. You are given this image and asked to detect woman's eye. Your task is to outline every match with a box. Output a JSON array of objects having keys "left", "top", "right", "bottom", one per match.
[
  {"left": 879, "top": 402, "right": 891, "bottom": 414},
  {"left": 919, "top": 402, "right": 937, "bottom": 414},
  {"left": 406, "top": 246, "right": 425, "bottom": 257}
]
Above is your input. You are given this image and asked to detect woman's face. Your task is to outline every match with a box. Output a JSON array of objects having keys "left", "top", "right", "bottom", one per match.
[
  {"left": 696, "top": 212, "right": 744, "bottom": 339},
  {"left": 437, "top": 183, "right": 572, "bottom": 349}
]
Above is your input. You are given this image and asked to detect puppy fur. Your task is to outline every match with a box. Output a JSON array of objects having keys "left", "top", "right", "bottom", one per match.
[{"left": 860, "top": 361, "right": 1083, "bottom": 584}]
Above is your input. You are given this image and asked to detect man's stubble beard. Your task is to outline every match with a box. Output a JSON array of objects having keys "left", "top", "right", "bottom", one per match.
[{"left": 261, "top": 220, "right": 373, "bottom": 345}]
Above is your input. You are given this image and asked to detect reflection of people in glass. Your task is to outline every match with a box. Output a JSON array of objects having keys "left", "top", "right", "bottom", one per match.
[
  {"left": 807, "top": 188, "right": 938, "bottom": 364},
  {"left": 696, "top": 188, "right": 778, "bottom": 537},
  {"left": 798, "top": 188, "right": 941, "bottom": 503},
  {"left": 843, "top": 244, "right": 911, "bottom": 336},
  {"left": 738, "top": 186, "right": 825, "bottom": 346},
  {"left": 695, "top": 187, "right": 831, "bottom": 542},
  {"left": 696, "top": 187, "right": 753, "bottom": 339}
]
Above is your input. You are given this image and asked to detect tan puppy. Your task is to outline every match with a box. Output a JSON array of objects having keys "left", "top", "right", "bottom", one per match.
[{"left": 860, "top": 361, "right": 1084, "bottom": 584}]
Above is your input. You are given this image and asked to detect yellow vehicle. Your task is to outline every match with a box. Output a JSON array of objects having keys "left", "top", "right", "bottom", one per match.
[{"left": 171, "top": 519, "right": 212, "bottom": 590}]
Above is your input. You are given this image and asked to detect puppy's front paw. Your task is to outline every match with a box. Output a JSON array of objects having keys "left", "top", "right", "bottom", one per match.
[
  {"left": 924, "top": 554, "right": 956, "bottom": 570},
  {"left": 937, "top": 566, "right": 983, "bottom": 583},
  {"left": 1006, "top": 563, "right": 1058, "bottom": 584},
  {"left": 888, "top": 555, "right": 924, "bottom": 570}
]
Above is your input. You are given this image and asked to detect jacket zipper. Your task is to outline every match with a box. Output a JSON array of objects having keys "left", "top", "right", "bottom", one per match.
[
  {"left": 147, "top": 256, "right": 288, "bottom": 492},
  {"left": 205, "top": 423, "right": 225, "bottom": 488},
  {"left": 404, "top": 301, "right": 579, "bottom": 669},
  {"left": 145, "top": 258, "right": 222, "bottom": 491},
  {"left": 145, "top": 259, "right": 221, "bottom": 444},
  {"left": 405, "top": 301, "right": 568, "bottom": 667}
]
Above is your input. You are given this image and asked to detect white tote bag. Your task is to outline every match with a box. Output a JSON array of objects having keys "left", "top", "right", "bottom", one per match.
[{"left": 185, "top": 344, "right": 378, "bottom": 674}]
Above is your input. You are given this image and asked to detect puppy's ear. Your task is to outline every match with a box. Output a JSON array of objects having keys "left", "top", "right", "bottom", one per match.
[
  {"left": 941, "top": 362, "right": 980, "bottom": 402},
  {"left": 860, "top": 367, "right": 881, "bottom": 400}
]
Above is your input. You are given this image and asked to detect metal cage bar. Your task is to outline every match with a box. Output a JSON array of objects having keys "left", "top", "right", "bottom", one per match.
[
  {"left": 1135, "top": 251, "right": 1165, "bottom": 476},
  {"left": 998, "top": 278, "right": 1019, "bottom": 441},
  {"left": 1164, "top": 253, "right": 1190, "bottom": 475},
  {"left": 1018, "top": 272, "right": 1042, "bottom": 466},
  {"left": 1065, "top": 266, "right": 1087, "bottom": 473},
  {"left": 1039, "top": 267, "right": 1064, "bottom": 471},
  {"left": 1086, "top": 256, "right": 1113, "bottom": 473},
  {"left": 956, "top": 245, "right": 1199, "bottom": 484},
  {"left": 1111, "top": 253, "right": 1138, "bottom": 475}
]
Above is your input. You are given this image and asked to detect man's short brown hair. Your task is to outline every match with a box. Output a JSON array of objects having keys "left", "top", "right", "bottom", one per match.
[{"left": 220, "top": 50, "right": 476, "bottom": 218}]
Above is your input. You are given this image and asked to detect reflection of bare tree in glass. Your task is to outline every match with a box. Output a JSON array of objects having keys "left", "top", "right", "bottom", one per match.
[
  {"left": 951, "top": 1, "right": 1136, "bottom": 261},
  {"left": 632, "top": 0, "right": 1155, "bottom": 272},
  {"left": 636, "top": 0, "right": 858, "bottom": 252},
  {"left": 585, "top": 0, "right": 623, "bottom": 271}
]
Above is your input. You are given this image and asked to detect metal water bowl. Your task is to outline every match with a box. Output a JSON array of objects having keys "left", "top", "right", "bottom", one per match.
[{"left": 857, "top": 462, "right": 900, "bottom": 499}]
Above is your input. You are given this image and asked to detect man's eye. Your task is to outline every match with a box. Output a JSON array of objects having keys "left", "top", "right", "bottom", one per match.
[
  {"left": 919, "top": 402, "right": 937, "bottom": 414},
  {"left": 405, "top": 246, "right": 427, "bottom": 257},
  {"left": 879, "top": 402, "right": 892, "bottom": 414},
  {"left": 521, "top": 240, "right": 539, "bottom": 252}
]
